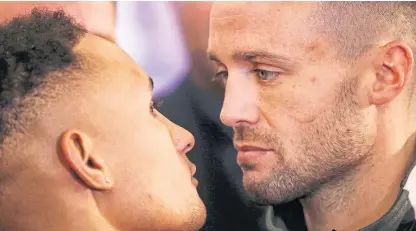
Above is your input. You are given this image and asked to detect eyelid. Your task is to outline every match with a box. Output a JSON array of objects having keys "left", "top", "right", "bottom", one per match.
[
  {"left": 210, "top": 59, "right": 223, "bottom": 65},
  {"left": 253, "top": 69, "right": 281, "bottom": 74},
  {"left": 212, "top": 70, "right": 227, "bottom": 81},
  {"left": 254, "top": 62, "right": 293, "bottom": 76},
  {"left": 213, "top": 61, "right": 226, "bottom": 70},
  {"left": 253, "top": 63, "right": 284, "bottom": 71}
]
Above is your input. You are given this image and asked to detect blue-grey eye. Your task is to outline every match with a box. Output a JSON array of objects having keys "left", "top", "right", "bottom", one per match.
[{"left": 255, "top": 69, "right": 280, "bottom": 81}]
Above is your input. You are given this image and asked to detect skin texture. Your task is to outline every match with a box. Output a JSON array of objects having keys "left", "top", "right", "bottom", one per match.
[
  {"left": 0, "top": 12, "right": 206, "bottom": 231},
  {"left": 208, "top": 2, "right": 416, "bottom": 231}
]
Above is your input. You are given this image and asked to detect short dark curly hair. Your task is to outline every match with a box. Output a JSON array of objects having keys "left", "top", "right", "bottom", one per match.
[{"left": 0, "top": 8, "right": 86, "bottom": 148}]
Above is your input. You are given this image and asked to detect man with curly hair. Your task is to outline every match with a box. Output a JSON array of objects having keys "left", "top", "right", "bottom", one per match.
[{"left": 0, "top": 9, "right": 206, "bottom": 231}]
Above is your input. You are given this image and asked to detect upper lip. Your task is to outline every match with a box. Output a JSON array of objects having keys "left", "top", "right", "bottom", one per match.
[
  {"left": 189, "top": 163, "right": 197, "bottom": 176},
  {"left": 234, "top": 144, "right": 272, "bottom": 152}
]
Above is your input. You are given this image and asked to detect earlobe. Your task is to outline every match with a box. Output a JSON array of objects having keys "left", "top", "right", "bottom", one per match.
[
  {"left": 60, "top": 129, "right": 113, "bottom": 190},
  {"left": 370, "top": 41, "right": 413, "bottom": 105}
]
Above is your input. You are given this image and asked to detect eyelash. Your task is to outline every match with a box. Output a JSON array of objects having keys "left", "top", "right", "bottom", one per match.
[
  {"left": 212, "top": 69, "right": 280, "bottom": 84},
  {"left": 252, "top": 69, "right": 280, "bottom": 81},
  {"left": 212, "top": 71, "right": 228, "bottom": 85},
  {"left": 150, "top": 100, "right": 164, "bottom": 115}
]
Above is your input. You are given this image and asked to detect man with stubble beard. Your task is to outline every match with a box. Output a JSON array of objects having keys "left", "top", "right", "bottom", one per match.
[{"left": 208, "top": 2, "right": 416, "bottom": 231}]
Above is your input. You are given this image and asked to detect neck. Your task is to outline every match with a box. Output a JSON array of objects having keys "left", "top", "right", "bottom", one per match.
[
  {"left": 300, "top": 133, "right": 416, "bottom": 231},
  {"left": 0, "top": 186, "right": 116, "bottom": 231}
]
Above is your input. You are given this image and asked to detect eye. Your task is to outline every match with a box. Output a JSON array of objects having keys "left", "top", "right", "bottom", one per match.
[
  {"left": 150, "top": 100, "right": 164, "bottom": 116},
  {"left": 212, "top": 71, "right": 228, "bottom": 86},
  {"left": 254, "top": 69, "right": 280, "bottom": 81},
  {"left": 150, "top": 101, "right": 156, "bottom": 114}
]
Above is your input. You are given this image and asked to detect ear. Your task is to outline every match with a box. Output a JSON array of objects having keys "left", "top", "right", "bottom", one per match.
[
  {"left": 60, "top": 129, "right": 113, "bottom": 190},
  {"left": 370, "top": 41, "right": 414, "bottom": 105}
]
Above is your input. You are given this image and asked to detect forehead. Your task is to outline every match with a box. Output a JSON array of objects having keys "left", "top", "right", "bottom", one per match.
[
  {"left": 76, "top": 33, "right": 138, "bottom": 69},
  {"left": 75, "top": 33, "right": 150, "bottom": 88},
  {"left": 208, "top": 2, "right": 324, "bottom": 62}
]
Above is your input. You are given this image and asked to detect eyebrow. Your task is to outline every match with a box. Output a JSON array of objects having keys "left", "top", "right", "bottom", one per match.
[{"left": 208, "top": 50, "right": 298, "bottom": 68}]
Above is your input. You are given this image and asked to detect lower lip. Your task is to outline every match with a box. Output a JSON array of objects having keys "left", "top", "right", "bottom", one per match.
[
  {"left": 191, "top": 177, "right": 199, "bottom": 187},
  {"left": 237, "top": 150, "right": 271, "bottom": 164}
]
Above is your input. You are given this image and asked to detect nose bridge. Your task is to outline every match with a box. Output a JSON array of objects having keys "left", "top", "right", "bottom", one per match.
[{"left": 220, "top": 71, "right": 259, "bottom": 127}]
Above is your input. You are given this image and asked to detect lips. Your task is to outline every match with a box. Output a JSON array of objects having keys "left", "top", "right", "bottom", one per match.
[
  {"left": 235, "top": 144, "right": 273, "bottom": 164},
  {"left": 179, "top": 153, "right": 198, "bottom": 187},
  {"left": 189, "top": 163, "right": 196, "bottom": 176},
  {"left": 235, "top": 144, "right": 273, "bottom": 152},
  {"left": 187, "top": 163, "right": 198, "bottom": 187},
  {"left": 191, "top": 177, "right": 199, "bottom": 187}
]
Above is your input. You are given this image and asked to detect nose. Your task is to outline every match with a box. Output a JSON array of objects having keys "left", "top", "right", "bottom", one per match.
[
  {"left": 220, "top": 72, "right": 259, "bottom": 127},
  {"left": 171, "top": 125, "right": 195, "bottom": 155},
  {"left": 158, "top": 113, "right": 195, "bottom": 155}
]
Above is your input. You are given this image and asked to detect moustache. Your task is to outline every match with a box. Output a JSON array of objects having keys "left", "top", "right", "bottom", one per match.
[{"left": 234, "top": 125, "right": 279, "bottom": 144}]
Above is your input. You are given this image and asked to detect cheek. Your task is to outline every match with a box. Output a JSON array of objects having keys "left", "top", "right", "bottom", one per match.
[
  {"left": 115, "top": 126, "right": 195, "bottom": 193},
  {"left": 115, "top": 121, "right": 181, "bottom": 171},
  {"left": 105, "top": 120, "right": 196, "bottom": 215},
  {"left": 98, "top": 113, "right": 183, "bottom": 181},
  {"left": 260, "top": 72, "right": 341, "bottom": 125}
]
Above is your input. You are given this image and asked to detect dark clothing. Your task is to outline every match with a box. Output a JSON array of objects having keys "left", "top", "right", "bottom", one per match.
[{"left": 159, "top": 77, "right": 416, "bottom": 231}]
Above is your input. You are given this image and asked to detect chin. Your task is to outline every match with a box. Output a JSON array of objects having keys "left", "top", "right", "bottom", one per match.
[
  {"left": 136, "top": 205, "right": 207, "bottom": 231},
  {"left": 180, "top": 200, "right": 207, "bottom": 231},
  {"left": 242, "top": 170, "right": 311, "bottom": 205},
  {"left": 161, "top": 197, "right": 207, "bottom": 231}
]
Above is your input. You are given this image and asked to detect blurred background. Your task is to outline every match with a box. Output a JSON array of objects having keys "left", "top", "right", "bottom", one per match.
[{"left": 0, "top": 2, "right": 304, "bottom": 231}]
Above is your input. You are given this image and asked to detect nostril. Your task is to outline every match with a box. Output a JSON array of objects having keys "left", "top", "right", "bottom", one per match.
[
  {"left": 184, "top": 142, "right": 193, "bottom": 153},
  {"left": 174, "top": 137, "right": 194, "bottom": 154}
]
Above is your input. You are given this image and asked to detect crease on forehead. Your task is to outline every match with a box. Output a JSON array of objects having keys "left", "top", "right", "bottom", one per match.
[
  {"left": 211, "top": 2, "right": 318, "bottom": 18},
  {"left": 211, "top": 2, "right": 280, "bottom": 17},
  {"left": 211, "top": 3, "right": 317, "bottom": 37},
  {"left": 209, "top": 2, "right": 332, "bottom": 62}
]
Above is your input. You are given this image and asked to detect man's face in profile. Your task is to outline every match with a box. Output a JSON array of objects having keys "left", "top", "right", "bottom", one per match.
[
  {"left": 68, "top": 34, "right": 206, "bottom": 230},
  {"left": 208, "top": 2, "right": 376, "bottom": 204},
  {"left": 0, "top": 6, "right": 206, "bottom": 230}
]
